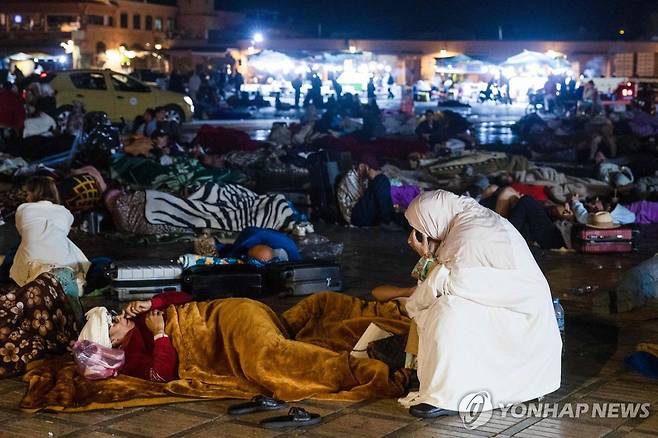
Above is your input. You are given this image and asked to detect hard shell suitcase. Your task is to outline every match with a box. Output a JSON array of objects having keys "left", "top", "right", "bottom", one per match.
[
  {"left": 575, "top": 241, "right": 634, "bottom": 254},
  {"left": 574, "top": 226, "right": 636, "bottom": 254},
  {"left": 575, "top": 227, "right": 634, "bottom": 242},
  {"left": 106, "top": 261, "right": 183, "bottom": 301},
  {"left": 182, "top": 264, "right": 265, "bottom": 300},
  {"left": 265, "top": 261, "right": 343, "bottom": 296}
]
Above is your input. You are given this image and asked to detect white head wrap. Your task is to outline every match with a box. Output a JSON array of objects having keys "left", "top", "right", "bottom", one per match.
[
  {"left": 78, "top": 307, "right": 112, "bottom": 348},
  {"left": 405, "top": 190, "right": 516, "bottom": 270}
]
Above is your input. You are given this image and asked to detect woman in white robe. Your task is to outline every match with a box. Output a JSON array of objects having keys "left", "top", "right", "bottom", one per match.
[
  {"left": 10, "top": 177, "right": 90, "bottom": 292},
  {"left": 399, "top": 190, "right": 561, "bottom": 417}
]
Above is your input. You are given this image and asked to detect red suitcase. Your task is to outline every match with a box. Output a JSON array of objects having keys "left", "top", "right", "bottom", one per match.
[
  {"left": 574, "top": 226, "right": 635, "bottom": 254},
  {"left": 575, "top": 227, "right": 634, "bottom": 241},
  {"left": 575, "top": 241, "right": 633, "bottom": 254}
]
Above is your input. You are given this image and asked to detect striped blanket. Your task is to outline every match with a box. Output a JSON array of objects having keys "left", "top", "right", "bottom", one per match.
[{"left": 145, "top": 184, "right": 294, "bottom": 232}]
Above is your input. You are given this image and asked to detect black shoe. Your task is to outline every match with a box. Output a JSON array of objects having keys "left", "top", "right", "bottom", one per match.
[
  {"left": 227, "top": 395, "right": 287, "bottom": 416},
  {"left": 409, "top": 403, "right": 458, "bottom": 419}
]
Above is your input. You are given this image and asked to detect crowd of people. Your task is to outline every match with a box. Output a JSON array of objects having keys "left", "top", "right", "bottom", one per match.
[{"left": 0, "top": 62, "right": 658, "bottom": 424}]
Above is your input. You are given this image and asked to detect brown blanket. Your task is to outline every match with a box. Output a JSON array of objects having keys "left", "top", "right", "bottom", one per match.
[{"left": 21, "top": 292, "right": 410, "bottom": 412}]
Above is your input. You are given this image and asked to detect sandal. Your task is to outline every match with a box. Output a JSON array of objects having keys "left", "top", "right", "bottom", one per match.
[
  {"left": 259, "top": 407, "right": 322, "bottom": 429},
  {"left": 227, "top": 395, "right": 287, "bottom": 416}
]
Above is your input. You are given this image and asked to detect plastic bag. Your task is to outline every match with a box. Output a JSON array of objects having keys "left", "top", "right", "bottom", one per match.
[
  {"left": 72, "top": 340, "right": 125, "bottom": 380},
  {"left": 616, "top": 256, "right": 658, "bottom": 310}
]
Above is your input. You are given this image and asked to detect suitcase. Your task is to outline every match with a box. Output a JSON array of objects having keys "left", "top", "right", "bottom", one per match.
[
  {"left": 265, "top": 261, "right": 343, "bottom": 296},
  {"left": 307, "top": 151, "right": 341, "bottom": 223},
  {"left": 106, "top": 261, "right": 183, "bottom": 301},
  {"left": 575, "top": 241, "right": 634, "bottom": 254},
  {"left": 574, "top": 226, "right": 636, "bottom": 254},
  {"left": 182, "top": 264, "right": 265, "bottom": 300}
]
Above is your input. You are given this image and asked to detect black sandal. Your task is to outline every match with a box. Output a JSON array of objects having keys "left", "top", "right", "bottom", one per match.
[
  {"left": 227, "top": 395, "right": 288, "bottom": 416},
  {"left": 259, "top": 407, "right": 322, "bottom": 429}
]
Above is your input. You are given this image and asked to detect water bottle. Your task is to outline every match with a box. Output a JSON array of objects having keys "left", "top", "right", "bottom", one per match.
[{"left": 553, "top": 298, "right": 565, "bottom": 356}]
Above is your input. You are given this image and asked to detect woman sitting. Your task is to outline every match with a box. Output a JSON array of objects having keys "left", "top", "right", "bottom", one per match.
[
  {"left": 395, "top": 190, "right": 561, "bottom": 417},
  {"left": 10, "top": 177, "right": 90, "bottom": 293}
]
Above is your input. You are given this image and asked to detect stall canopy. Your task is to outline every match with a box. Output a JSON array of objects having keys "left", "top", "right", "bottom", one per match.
[
  {"left": 503, "top": 50, "right": 557, "bottom": 68},
  {"left": 435, "top": 55, "right": 495, "bottom": 74}
]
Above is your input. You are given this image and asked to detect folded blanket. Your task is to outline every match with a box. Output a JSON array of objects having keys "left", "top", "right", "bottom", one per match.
[
  {"left": 145, "top": 183, "right": 294, "bottom": 232},
  {"left": 21, "top": 292, "right": 410, "bottom": 412}
]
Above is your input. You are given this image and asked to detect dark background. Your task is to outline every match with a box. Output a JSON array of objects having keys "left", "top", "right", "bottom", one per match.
[{"left": 152, "top": 0, "right": 658, "bottom": 40}]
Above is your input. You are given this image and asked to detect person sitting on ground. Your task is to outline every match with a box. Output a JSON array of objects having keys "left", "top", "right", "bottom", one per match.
[
  {"left": 153, "top": 106, "right": 181, "bottom": 142},
  {"left": 10, "top": 177, "right": 90, "bottom": 292},
  {"left": 377, "top": 190, "right": 561, "bottom": 418},
  {"left": 216, "top": 226, "right": 301, "bottom": 263},
  {"left": 23, "top": 101, "right": 56, "bottom": 138},
  {"left": 350, "top": 154, "right": 394, "bottom": 227},
  {"left": 150, "top": 129, "right": 184, "bottom": 165},
  {"left": 134, "top": 108, "right": 157, "bottom": 137},
  {"left": 415, "top": 110, "right": 437, "bottom": 141}
]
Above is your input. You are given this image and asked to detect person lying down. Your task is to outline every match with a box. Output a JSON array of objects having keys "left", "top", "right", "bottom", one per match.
[{"left": 66, "top": 290, "right": 411, "bottom": 404}]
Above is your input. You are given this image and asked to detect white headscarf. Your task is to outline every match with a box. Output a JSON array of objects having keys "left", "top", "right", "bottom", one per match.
[
  {"left": 78, "top": 307, "right": 112, "bottom": 348},
  {"left": 405, "top": 190, "right": 516, "bottom": 270}
]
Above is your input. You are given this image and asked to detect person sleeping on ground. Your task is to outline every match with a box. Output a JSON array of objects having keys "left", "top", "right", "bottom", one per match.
[
  {"left": 36, "top": 290, "right": 411, "bottom": 410},
  {"left": 371, "top": 190, "right": 562, "bottom": 418},
  {"left": 104, "top": 183, "right": 294, "bottom": 235}
]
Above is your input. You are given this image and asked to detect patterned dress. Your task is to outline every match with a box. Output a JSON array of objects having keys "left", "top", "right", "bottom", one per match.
[{"left": 0, "top": 273, "right": 79, "bottom": 378}]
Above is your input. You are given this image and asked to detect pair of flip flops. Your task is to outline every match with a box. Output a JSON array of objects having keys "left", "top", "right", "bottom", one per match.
[{"left": 227, "top": 395, "right": 321, "bottom": 429}]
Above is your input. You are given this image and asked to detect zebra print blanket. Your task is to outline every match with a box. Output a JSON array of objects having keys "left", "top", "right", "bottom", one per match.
[{"left": 144, "top": 184, "right": 294, "bottom": 232}]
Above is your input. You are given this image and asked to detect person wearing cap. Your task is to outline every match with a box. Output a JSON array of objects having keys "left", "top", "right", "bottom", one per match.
[
  {"left": 350, "top": 154, "right": 394, "bottom": 227},
  {"left": 570, "top": 194, "right": 635, "bottom": 226},
  {"left": 150, "top": 129, "right": 184, "bottom": 166}
]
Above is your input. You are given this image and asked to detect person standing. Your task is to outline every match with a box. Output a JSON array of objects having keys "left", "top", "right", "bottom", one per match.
[
  {"left": 233, "top": 71, "right": 244, "bottom": 96},
  {"left": 331, "top": 74, "right": 342, "bottom": 99},
  {"left": 187, "top": 67, "right": 202, "bottom": 101},
  {"left": 387, "top": 74, "right": 395, "bottom": 99},
  {"left": 367, "top": 77, "right": 376, "bottom": 102},
  {"left": 292, "top": 75, "right": 303, "bottom": 108}
]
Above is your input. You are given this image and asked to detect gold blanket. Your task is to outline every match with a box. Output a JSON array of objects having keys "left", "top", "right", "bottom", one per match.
[{"left": 21, "top": 292, "right": 410, "bottom": 412}]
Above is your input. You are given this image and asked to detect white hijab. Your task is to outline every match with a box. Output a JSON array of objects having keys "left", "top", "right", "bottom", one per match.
[{"left": 405, "top": 190, "right": 516, "bottom": 271}]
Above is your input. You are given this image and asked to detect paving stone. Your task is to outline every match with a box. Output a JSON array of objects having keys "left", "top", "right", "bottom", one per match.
[
  {"left": 40, "top": 407, "right": 146, "bottom": 426},
  {"left": 636, "top": 412, "right": 658, "bottom": 433},
  {"left": 585, "top": 379, "right": 658, "bottom": 403},
  {"left": 66, "top": 431, "right": 135, "bottom": 438},
  {"left": 106, "top": 408, "right": 211, "bottom": 437},
  {"left": 167, "top": 399, "right": 235, "bottom": 419},
  {"left": 183, "top": 420, "right": 282, "bottom": 438},
  {"left": 353, "top": 399, "right": 411, "bottom": 420},
  {"left": 0, "top": 416, "right": 80, "bottom": 437},
  {"left": 512, "top": 417, "right": 612, "bottom": 438},
  {"left": 310, "top": 412, "right": 409, "bottom": 437}
]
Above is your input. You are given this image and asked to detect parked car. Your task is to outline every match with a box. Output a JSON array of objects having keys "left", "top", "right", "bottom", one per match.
[{"left": 47, "top": 69, "right": 194, "bottom": 128}]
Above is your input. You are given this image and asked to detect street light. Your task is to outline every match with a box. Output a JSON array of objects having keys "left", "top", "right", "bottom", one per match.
[{"left": 253, "top": 32, "right": 264, "bottom": 43}]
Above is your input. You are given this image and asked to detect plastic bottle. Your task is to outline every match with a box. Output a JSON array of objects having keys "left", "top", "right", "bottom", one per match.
[{"left": 553, "top": 298, "right": 565, "bottom": 356}]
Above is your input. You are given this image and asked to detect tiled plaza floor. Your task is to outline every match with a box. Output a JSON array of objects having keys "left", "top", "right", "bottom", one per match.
[{"left": 0, "top": 224, "right": 658, "bottom": 437}]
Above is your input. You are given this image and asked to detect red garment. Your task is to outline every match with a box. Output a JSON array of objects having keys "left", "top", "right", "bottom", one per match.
[
  {"left": 0, "top": 89, "right": 25, "bottom": 132},
  {"left": 195, "top": 125, "right": 265, "bottom": 154},
  {"left": 510, "top": 182, "right": 549, "bottom": 202},
  {"left": 120, "top": 291, "right": 192, "bottom": 382}
]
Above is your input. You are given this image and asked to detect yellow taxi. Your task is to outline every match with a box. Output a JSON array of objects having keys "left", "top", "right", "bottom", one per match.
[{"left": 49, "top": 69, "right": 194, "bottom": 126}]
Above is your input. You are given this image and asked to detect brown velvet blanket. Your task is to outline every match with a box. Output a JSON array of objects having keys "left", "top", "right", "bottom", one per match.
[{"left": 20, "top": 292, "right": 410, "bottom": 412}]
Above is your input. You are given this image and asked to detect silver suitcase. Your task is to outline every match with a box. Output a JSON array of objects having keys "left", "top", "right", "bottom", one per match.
[{"left": 106, "top": 261, "right": 183, "bottom": 301}]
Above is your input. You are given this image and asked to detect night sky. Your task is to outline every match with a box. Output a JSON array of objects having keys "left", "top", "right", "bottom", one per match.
[{"left": 163, "top": 0, "right": 658, "bottom": 40}]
